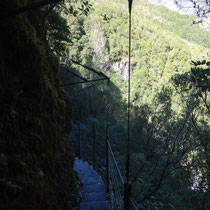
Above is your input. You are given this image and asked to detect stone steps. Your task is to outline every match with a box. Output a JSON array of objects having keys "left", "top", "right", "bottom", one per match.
[{"left": 74, "top": 158, "right": 107, "bottom": 210}]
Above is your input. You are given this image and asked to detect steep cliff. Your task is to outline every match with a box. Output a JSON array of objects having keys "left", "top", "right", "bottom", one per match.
[{"left": 0, "top": 1, "right": 77, "bottom": 209}]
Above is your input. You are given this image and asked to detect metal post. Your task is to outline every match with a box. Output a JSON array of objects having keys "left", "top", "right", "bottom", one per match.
[
  {"left": 93, "top": 118, "right": 96, "bottom": 170},
  {"left": 124, "top": 182, "right": 132, "bottom": 210},
  {"left": 105, "top": 112, "right": 109, "bottom": 193},
  {"left": 78, "top": 123, "right": 81, "bottom": 159},
  {"left": 124, "top": 0, "right": 133, "bottom": 209}
]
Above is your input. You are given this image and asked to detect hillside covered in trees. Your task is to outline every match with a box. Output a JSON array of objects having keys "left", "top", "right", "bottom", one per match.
[
  {"left": 60, "top": 0, "right": 210, "bottom": 209},
  {"left": 0, "top": 0, "right": 209, "bottom": 209}
]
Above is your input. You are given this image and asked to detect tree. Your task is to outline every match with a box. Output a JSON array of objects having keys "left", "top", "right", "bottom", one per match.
[
  {"left": 174, "top": 0, "right": 210, "bottom": 23},
  {"left": 172, "top": 60, "right": 210, "bottom": 209}
]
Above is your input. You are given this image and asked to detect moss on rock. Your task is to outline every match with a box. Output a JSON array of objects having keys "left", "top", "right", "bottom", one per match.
[{"left": 0, "top": 1, "right": 77, "bottom": 209}]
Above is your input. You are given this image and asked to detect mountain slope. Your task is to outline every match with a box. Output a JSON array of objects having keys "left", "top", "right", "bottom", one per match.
[{"left": 60, "top": 0, "right": 210, "bottom": 208}]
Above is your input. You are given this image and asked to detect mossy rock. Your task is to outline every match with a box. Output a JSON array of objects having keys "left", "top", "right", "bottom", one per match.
[{"left": 0, "top": 1, "right": 77, "bottom": 209}]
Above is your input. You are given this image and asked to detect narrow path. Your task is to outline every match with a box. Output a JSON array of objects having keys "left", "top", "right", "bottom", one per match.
[{"left": 74, "top": 158, "right": 107, "bottom": 210}]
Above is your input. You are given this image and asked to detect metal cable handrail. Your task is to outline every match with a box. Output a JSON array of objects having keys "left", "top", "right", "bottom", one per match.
[
  {"left": 72, "top": 127, "right": 141, "bottom": 210},
  {"left": 110, "top": 160, "right": 124, "bottom": 209},
  {"left": 108, "top": 139, "right": 140, "bottom": 210},
  {"left": 107, "top": 139, "right": 125, "bottom": 185},
  {"left": 129, "top": 196, "right": 139, "bottom": 210}
]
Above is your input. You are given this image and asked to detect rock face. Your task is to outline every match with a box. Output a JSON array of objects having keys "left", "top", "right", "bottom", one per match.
[
  {"left": 0, "top": 1, "right": 77, "bottom": 209},
  {"left": 112, "top": 59, "right": 130, "bottom": 80},
  {"left": 92, "top": 23, "right": 109, "bottom": 66},
  {"left": 90, "top": 22, "right": 132, "bottom": 80}
]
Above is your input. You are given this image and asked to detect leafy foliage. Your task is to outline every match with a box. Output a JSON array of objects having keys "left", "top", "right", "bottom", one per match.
[{"left": 57, "top": 0, "right": 209, "bottom": 208}]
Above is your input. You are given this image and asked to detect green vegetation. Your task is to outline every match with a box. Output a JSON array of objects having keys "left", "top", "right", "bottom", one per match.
[
  {"left": 0, "top": 0, "right": 82, "bottom": 209},
  {"left": 1, "top": 0, "right": 209, "bottom": 209},
  {"left": 149, "top": 2, "right": 210, "bottom": 49},
  {"left": 58, "top": 0, "right": 209, "bottom": 209}
]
